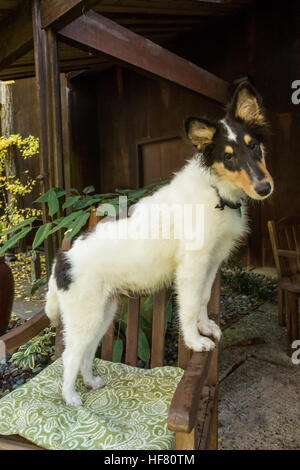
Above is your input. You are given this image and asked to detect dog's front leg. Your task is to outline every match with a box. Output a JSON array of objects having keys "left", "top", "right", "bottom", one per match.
[
  {"left": 197, "top": 261, "right": 222, "bottom": 341},
  {"left": 175, "top": 254, "right": 216, "bottom": 352}
]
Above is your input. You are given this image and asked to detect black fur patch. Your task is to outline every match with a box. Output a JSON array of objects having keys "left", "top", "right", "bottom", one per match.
[{"left": 55, "top": 250, "right": 72, "bottom": 291}]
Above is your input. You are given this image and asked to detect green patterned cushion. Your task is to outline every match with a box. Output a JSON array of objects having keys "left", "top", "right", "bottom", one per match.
[{"left": 0, "top": 358, "right": 183, "bottom": 450}]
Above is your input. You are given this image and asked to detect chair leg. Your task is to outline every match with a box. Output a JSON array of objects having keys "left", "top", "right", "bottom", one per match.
[
  {"left": 286, "top": 291, "right": 299, "bottom": 357},
  {"left": 278, "top": 286, "right": 286, "bottom": 326},
  {"left": 175, "top": 429, "right": 196, "bottom": 450},
  {"left": 208, "top": 398, "right": 218, "bottom": 450}
]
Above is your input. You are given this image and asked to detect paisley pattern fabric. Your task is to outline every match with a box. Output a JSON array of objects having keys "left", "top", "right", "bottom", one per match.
[{"left": 0, "top": 359, "right": 183, "bottom": 450}]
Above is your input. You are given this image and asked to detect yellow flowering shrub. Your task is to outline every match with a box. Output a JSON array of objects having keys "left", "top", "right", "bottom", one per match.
[{"left": 0, "top": 134, "right": 41, "bottom": 233}]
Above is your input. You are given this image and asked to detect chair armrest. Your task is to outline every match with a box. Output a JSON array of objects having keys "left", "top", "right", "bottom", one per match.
[
  {"left": 277, "top": 249, "right": 300, "bottom": 258},
  {"left": 167, "top": 349, "right": 213, "bottom": 433},
  {"left": 0, "top": 310, "right": 49, "bottom": 354}
]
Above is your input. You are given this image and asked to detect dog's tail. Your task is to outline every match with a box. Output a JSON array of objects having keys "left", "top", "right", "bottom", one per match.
[{"left": 45, "top": 267, "right": 60, "bottom": 327}]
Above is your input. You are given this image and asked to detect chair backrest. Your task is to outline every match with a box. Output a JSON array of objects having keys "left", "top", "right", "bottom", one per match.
[
  {"left": 268, "top": 216, "right": 300, "bottom": 280},
  {"left": 55, "top": 209, "right": 220, "bottom": 369}
]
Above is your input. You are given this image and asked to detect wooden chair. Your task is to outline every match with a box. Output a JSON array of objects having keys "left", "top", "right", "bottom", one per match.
[
  {"left": 0, "top": 214, "right": 220, "bottom": 450},
  {"left": 268, "top": 217, "right": 300, "bottom": 355}
]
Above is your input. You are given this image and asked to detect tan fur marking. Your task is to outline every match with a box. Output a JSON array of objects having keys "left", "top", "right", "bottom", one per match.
[
  {"left": 244, "top": 135, "right": 252, "bottom": 145},
  {"left": 225, "top": 145, "right": 234, "bottom": 154},
  {"left": 212, "top": 161, "right": 273, "bottom": 198},
  {"left": 235, "top": 89, "right": 264, "bottom": 124},
  {"left": 188, "top": 120, "right": 216, "bottom": 150}
]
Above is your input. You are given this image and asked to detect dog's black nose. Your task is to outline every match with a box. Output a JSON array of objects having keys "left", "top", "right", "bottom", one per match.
[{"left": 255, "top": 181, "right": 272, "bottom": 196}]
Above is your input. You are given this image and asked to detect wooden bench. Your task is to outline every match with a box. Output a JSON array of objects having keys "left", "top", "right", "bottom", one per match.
[
  {"left": 0, "top": 218, "right": 220, "bottom": 450},
  {"left": 268, "top": 216, "right": 300, "bottom": 356}
]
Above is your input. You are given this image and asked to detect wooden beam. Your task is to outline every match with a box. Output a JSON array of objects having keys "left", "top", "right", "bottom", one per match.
[
  {"left": 0, "top": 0, "right": 32, "bottom": 72},
  {"left": 59, "top": 11, "right": 229, "bottom": 104},
  {"left": 32, "top": 0, "right": 65, "bottom": 270},
  {"left": 40, "top": 0, "right": 101, "bottom": 29}
]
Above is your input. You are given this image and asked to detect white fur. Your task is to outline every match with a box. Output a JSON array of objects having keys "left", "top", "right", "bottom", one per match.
[
  {"left": 220, "top": 119, "right": 237, "bottom": 142},
  {"left": 45, "top": 154, "right": 249, "bottom": 407}
]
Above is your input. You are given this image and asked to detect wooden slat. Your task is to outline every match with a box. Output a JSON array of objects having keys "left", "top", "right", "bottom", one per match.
[
  {"left": 0, "top": 311, "right": 49, "bottom": 354},
  {"left": 0, "top": 435, "right": 44, "bottom": 450},
  {"left": 101, "top": 323, "right": 114, "bottom": 361},
  {"left": 292, "top": 224, "right": 300, "bottom": 271},
  {"left": 125, "top": 296, "right": 140, "bottom": 366},
  {"left": 286, "top": 290, "right": 299, "bottom": 357},
  {"left": 168, "top": 350, "right": 213, "bottom": 433},
  {"left": 178, "top": 332, "right": 192, "bottom": 369},
  {"left": 277, "top": 249, "right": 300, "bottom": 258},
  {"left": 199, "top": 386, "right": 217, "bottom": 450},
  {"left": 0, "top": 0, "right": 32, "bottom": 72},
  {"left": 40, "top": 0, "right": 100, "bottom": 29},
  {"left": 151, "top": 289, "right": 166, "bottom": 368},
  {"left": 59, "top": 11, "right": 229, "bottom": 104},
  {"left": 175, "top": 428, "right": 196, "bottom": 450}
]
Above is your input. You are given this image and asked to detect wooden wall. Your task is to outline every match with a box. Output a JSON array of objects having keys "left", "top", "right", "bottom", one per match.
[
  {"left": 94, "top": 67, "right": 223, "bottom": 192},
  {"left": 5, "top": 0, "right": 300, "bottom": 267},
  {"left": 170, "top": 0, "right": 300, "bottom": 266}
]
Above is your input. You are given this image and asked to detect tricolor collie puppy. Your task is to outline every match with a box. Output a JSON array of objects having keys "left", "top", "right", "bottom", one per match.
[{"left": 46, "top": 82, "right": 273, "bottom": 407}]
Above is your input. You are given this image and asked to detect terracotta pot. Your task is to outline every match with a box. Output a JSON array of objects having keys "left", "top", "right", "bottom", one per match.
[{"left": 0, "top": 256, "right": 14, "bottom": 335}]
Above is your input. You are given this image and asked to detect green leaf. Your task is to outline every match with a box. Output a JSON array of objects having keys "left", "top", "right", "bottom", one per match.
[
  {"left": 29, "top": 276, "right": 47, "bottom": 296},
  {"left": 64, "top": 212, "right": 90, "bottom": 238},
  {"left": 53, "top": 188, "right": 67, "bottom": 198},
  {"left": 34, "top": 190, "right": 51, "bottom": 203},
  {"left": 113, "top": 339, "right": 124, "bottom": 363},
  {"left": 0, "top": 226, "right": 32, "bottom": 255},
  {"left": 138, "top": 328, "right": 150, "bottom": 365},
  {"left": 47, "top": 188, "right": 60, "bottom": 217},
  {"left": 127, "top": 188, "right": 147, "bottom": 202},
  {"left": 62, "top": 196, "right": 81, "bottom": 210},
  {"left": 32, "top": 223, "right": 53, "bottom": 250},
  {"left": 74, "top": 196, "right": 102, "bottom": 210},
  {"left": 0, "top": 217, "right": 37, "bottom": 238},
  {"left": 28, "top": 354, "right": 35, "bottom": 370},
  {"left": 35, "top": 188, "right": 61, "bottom": 216},
  {"left": 48, "top": 211, "right": 84, "bottom": 235},
  {"left": 83, "top": 185, "right": 95, "bottom": 194}
]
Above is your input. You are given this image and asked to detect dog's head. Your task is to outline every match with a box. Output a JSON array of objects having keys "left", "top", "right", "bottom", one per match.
[{"left": 185, "top": 82, "right": 273, "bottom": 200}]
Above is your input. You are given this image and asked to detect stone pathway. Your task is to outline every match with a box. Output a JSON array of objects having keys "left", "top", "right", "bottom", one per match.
[{"left": 219, "top": 300, "right": 300, "bottom": 450}]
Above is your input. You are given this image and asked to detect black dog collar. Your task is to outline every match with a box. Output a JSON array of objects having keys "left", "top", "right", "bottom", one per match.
[{"left": 212, "top": 186, "right": 242, "bottom": 213}]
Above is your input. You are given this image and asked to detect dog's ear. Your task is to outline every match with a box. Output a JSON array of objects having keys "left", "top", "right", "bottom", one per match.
[
  {"left": 228, "top": 82, "right": 265, "bottom": 125},
  {"left": 185, "top": 117, "right": 216, "bottom": 150}
]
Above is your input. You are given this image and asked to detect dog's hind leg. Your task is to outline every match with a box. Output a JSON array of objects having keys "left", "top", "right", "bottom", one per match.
[
  {"left": 61, "top": 291, "right": 111, "bottom": 407},
  {"left": 80, "top": 297, "right": 118, "bottom": 390}
]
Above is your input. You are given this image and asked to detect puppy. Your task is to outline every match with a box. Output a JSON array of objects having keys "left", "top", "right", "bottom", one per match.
[{"left": 46, "top": 82, "right": 273, "bottom": 407}]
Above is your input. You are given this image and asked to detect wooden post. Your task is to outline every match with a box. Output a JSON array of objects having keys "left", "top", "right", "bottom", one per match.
[
  {"left": 32, "top": 0, "right": 65, "bottom": 274},
  {"left": 207, "top": 270, "right": 221, "bottom": 450},
  {"left": 0, "top": 81, "right": 23, "bottom": 257}
]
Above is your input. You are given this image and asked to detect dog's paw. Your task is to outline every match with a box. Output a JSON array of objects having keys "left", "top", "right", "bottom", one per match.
[
  {"left": 85, "top": 376, "right": 105, "bottom": 390},
  {"left": 198, "top": 319, "right": 222, "bottom": 342},
  {"left": 63, "top": 392, "right": 82, "bottom": 408},
  {"left": 186, "top": 335, "right": 215, "bottom": 352}
]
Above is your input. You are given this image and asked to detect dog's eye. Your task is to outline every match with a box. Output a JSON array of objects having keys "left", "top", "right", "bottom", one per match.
[
  {"left": 248, "top": 141, "right": 256, "bottom": 150},
  {"left": 224, "top": 153, "right": 233, "bottom": 161}
]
